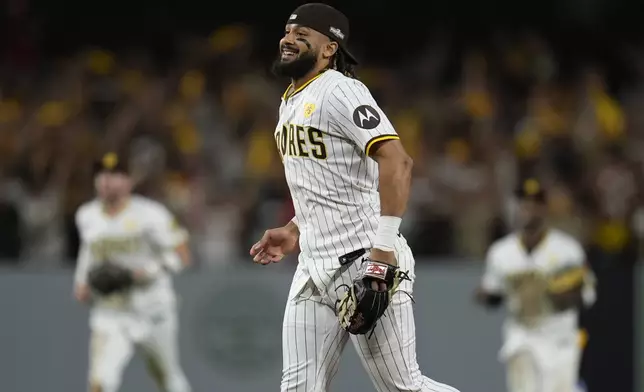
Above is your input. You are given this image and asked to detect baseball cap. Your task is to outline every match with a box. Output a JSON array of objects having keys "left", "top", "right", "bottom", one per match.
[
  {"left": 286, "top": 3, "right": 358, "bottom": 65},
  {"left": 93, "top": 152, "right": 129, "bottom": 175},
  {"left": 515, "top": 178, "right": 547, "bottom": 203}
]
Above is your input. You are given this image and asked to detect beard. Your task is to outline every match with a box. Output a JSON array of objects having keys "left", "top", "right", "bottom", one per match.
[{"left": 271, "top": 50, "right": 318, "bottom": 79}]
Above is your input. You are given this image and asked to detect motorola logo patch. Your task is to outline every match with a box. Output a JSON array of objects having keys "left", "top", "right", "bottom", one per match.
[{"left": 352, "top": 105, "right": 381, "bottom": 130}]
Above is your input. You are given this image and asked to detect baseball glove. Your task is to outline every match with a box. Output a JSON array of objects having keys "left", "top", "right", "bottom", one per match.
[
  {"left": 335, "top": 259, "right": 411, "bottom": 337},
  {"left": 88, "top": 262, "right": 135, "bottom": 296}
]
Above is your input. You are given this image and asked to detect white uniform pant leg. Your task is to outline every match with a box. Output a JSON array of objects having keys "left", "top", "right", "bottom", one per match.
[
  {"left": 546, "top": 339, "right": 582, "bottom": 392},
  {"left": 89, "top": 320, "right": 135, "bottom": 392},
  {"left": 139, "top": 306, "right": 191, "bottom": 392},
  {"left": 344, "top": 238, "right": 461, "bottom": 392},
  {"left": 281, "top": 280, "right": 349, "bottom": 392},
  {"left": 350, "top": 297, "right": 460, "bottom": 392},
  {"left": 506, "top": 341, "right": 580, "bottom": 392},
  {"left": 506, "top": 350, "right": 541, "bottom": 392}
]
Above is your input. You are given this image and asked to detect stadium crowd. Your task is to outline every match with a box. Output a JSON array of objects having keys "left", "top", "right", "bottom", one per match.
[{"left": 1, "top": 21, "right": 643, "bottom": 268}]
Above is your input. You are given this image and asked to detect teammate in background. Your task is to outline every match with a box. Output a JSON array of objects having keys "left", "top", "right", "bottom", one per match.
[
  {"left": 73, "top": 152, "right": 192, "bottom": 392},
  {"left": 476, "top": 178, "right": 597, "bottom": 392},
  {"left": 250, "top": 3, "right": 459, "bottom": 391}
]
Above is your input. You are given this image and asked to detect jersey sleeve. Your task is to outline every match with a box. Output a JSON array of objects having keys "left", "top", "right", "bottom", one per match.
[
  {"left": 327, "top": 79, "right": 399, "bottom": 156},
  {"left": 73, "top": 208, "right": 93, "bottom": 285},
  {"left": 147, "top": 204, "right": 188, "bottom": 249},
  {"left": 566, "top": 240, "right": 598, "bottom": 306},
  {"left": 563, "top": 240, "right": 586, "bottom": 267},
  {"left": 481, "top": 245, "right": 505, "bottom": 294}
]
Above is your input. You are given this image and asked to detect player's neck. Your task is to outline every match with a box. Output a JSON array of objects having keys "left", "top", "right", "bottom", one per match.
[
  {"left": 520, "top": 227, "right": 548, "bottom": 252},
  {"left": 291, "top": 66, "right": 327, "bottom": 91},
  {"left": 102, "top": 196, "right": 131, "bottom": 217}
]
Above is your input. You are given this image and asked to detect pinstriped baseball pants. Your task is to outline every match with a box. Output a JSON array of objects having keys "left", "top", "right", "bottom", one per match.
[{"left": 280, "top": 239, "right": 460, "bottom": 392}]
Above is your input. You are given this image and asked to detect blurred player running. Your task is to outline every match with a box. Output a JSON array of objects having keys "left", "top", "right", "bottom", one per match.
[
  {"left": 476, "top": 178, "right": 596, "bottom": 392},
  {"left": 73, "top": 152, "right": 191, "bottom": 392},
  {"left": 250, "top": 3, "right": 460, "bottom": 392}
]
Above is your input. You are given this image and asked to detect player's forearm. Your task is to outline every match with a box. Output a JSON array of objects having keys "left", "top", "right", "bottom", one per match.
[
  {"left": 74, "top": 265, "right": 89, "bottom": 286},
  {"left": 161, "top": 247, "right": 187, "bottom": 274},
  {"left": 377, "top": 154, "right": 413, "bottom": 218},
  {"left": 140, "top": 250, "right": 185, "bottom": 281},
  {"left": 175, "top": 242, "right": 192, "bottom": 267},
  {"left": 371, "top": 141, "right": 413, "bottom": 253},
  {"left": 73, "top": 245, "right": 92, "bottom": 286}
]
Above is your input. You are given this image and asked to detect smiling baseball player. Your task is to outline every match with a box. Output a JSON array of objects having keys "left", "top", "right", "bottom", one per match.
[{"left": 249, "top": 3, "right": 460, "bottom": 391}]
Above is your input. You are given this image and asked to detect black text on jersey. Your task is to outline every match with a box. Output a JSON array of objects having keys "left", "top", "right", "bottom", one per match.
[{"left": 275, "top": 124, "right": 328, "bottom": 159}]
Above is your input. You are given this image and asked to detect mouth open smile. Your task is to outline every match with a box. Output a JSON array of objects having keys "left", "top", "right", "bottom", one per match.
[{"left": 281, "top": 47, "right": 299, "bottom": 61}]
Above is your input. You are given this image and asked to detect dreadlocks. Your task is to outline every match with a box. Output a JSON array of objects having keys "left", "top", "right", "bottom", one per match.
[{"left": 333, "top": 50, "right": 357, "bottom": 79}]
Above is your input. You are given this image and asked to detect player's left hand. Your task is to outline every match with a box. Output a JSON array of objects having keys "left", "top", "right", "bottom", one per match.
[
  {"left": 74, "top": 284, "right": 91, "bottom": 303},
  {"left": 335, "top": 258, "right": 411, "bottom": 335},
  {"left": 133, "top": 268, "right": 152, "bottom": 283},
  {"left": 251, "top": 226, "right": 299, "bottom": 265},
  {"left": 369, "top": 248, "right": 397, "bottom": 291}
]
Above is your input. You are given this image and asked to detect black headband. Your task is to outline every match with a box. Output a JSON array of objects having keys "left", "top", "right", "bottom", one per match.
[{"left": 287, "top": 3, "right": 358, "bottom": 65}]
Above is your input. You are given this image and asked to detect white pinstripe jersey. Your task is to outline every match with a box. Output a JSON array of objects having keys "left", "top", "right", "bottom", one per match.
[
  {"left": 275, "top": 69, "right": 400, "bottom": 289},
  {"left": 74, "top": 195, "right": 188, "bottom": 312}
]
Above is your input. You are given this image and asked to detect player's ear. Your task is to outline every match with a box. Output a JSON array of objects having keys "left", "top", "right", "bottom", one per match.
[{"left": 322, "top": 41, "right": 338, "bottom": 60}]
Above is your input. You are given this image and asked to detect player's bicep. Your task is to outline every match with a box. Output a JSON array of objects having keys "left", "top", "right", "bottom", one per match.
[
  {"left": 369, "top": 137, "right": 410, "bottom": 162},
  {"left": 328, "top": 81, "right": 399, "bottom": 156}
]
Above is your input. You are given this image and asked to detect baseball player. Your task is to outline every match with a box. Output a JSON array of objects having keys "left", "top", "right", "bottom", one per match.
[
  {"left": 250, "top": 4, "right": 460, "bottom": 392},
  {"left": 476, "top": 178, "right": 597, "bottom": 392},
  {"left": 73, "top": 152, "right": 192, "bottom": 392}
]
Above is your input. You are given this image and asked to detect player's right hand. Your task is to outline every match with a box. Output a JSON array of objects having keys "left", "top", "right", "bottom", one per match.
[
  {"left": 74, "top": 284, "right": 91, "bottom": 303},
  {"left": 250, "top": 226, "right": 299, "bottom": 265}
]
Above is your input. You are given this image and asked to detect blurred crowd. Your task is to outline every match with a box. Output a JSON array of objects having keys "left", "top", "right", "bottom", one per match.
[{"left": 1, "top": 16, "right": 644, "bottom": 268}]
